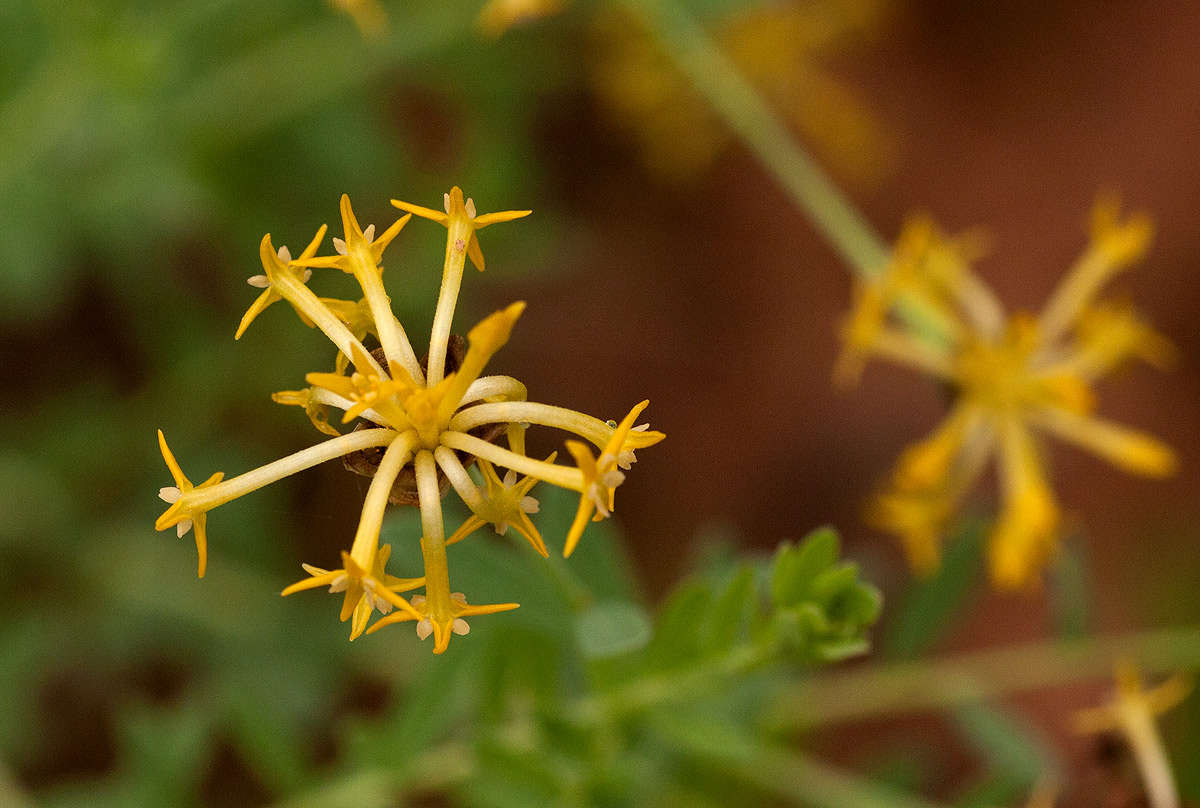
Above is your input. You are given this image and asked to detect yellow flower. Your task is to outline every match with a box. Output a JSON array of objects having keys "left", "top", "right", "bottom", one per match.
[
  {"left": 234, "top": 225, "right": 327, "bottom": 340},
  {"left": 327, "top": 0, "right": 387, "bottom": 39},
  {"left": 391, "top": 186, "right": 531, "bottom": 272},
  {"left": 321, "top": 295, "right": 378, "bottom": 373},
  {"left": 156, "top": 188, "right": 662, "bottom": 651},
  {"left": 155, "top": 430, "right": 225, "bottom": 578},
  {"left": 366, "top": 590, "right": 519, "bottom": 655},
  {"left": 1073, "top": 660, "right": 1192, "bottom": 808},
  {"left": 475, "top": 0, "right": 565, "bottom": 38},
  {"left": 561, "top": 400, "right": 650, "bottom": 558},
  {"left": 281, "top": 544, "right": 424, "bottom": 640},
  {"left": 843, "top": 197, "right": 1175, "bottom": 588},
  {"left": 270, "top": 387, "right": 341, "bottom": 437},
  {"left": 444, "top": 455, "right": 555, "bottom": 558},
  {"left": 589, "top": 1, "right": 890, "bottom": 183}
]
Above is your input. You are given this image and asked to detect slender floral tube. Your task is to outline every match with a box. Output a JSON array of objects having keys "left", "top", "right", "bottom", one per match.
[
  {"left": 348, "top": 430, "right": 418, "bottom": 566},
  {"left": 269, "top": 265, "right": 385, "bottom": 378},
  {"left": 185, "top": 428, "right": 398, "bottom": 512},
  {"left": 460, "top": 375, "right": 528, "bottom": 406},
  {"left": 414, "top": 450, "right": 452, "bottom": 617},
  {"left": 867, "top": 329, "right": 957, "bottom": 380},
  {"left": 348, "top": 247, "right": 426, "bottom": 385},
  {"left": 450, "top": 401, "right": 622, "bottom": 448},
  {"left": 433, "top": 445, "right": 484, "bottom": 510},
  {"left": 427, "top": 217, "right": 473, "bottom": 386},
  {"left": 440, "top": 431, "right": 583, "bottom": 490},
  {"left": 308, "top": 388, "right": 388, "bottom": 426}
]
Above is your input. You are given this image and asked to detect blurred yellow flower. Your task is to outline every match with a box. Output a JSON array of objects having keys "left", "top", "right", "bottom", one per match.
[
  {"left": 476, "top": 0, "right": 565, "bottom": 38},
  {"left": 156, "top": 188, "right": 663, "bottom": 652},
  {"left": 841, "top": 197, "right": 1175, "bottom": 588},
  {"left": 589, "top": 0, "right": 891, "bottom": 183},
  {"left": 327, "top": 0, "right": 387, "bottom": 39},
  {"left": 1074, "top": 660, "right": 1192, "bottom": 808}
]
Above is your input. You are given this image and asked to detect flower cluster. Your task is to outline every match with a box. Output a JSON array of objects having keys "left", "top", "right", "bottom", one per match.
[
  {"left": 838, "top": 197, "right": 1176, "bottom": 589},
  {"left": 157, "top": 188, "right": 663, "bottom": 652}
]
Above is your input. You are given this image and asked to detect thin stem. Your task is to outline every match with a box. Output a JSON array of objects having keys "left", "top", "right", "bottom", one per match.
[
  {"left": 633, "top": 0, "right": 962, "bottom": 342},
  {"left": 427, "top": 219, "right": 473, "bottom": 386},
  {"left": 569, "top": 643, "right": 770, "bottom": 726},
  {"left": 439, "top": 431, "right": 583, "bottom": 491},
  {"left": 449, "top": 401, "right": 613, "bottom": 446},
  {"left": 1125, "top": 708, "right": 1180, "bottom": 808},
  {"left": 626, "top": 0, "right": 888, "bottom": 277},
  {"left": 185, "top": 428, "right": 397, "bottom": 511},
  {"left": 775, "top": 625, "right": 1200, "bottom": 728},
  {"left": 348, "top": 431, "right": 417, "bottom": 567}
]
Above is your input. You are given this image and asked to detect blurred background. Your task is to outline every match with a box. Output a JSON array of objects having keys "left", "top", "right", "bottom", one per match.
[{"left": 2, "top": 0, "right": 1198, "bottom": 805}]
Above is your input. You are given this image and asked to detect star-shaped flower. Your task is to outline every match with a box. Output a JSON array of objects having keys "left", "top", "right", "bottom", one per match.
[
  {"left": 366, "top": 590, "right": 519, "bottom": 654},
  {"left": 155, "top": 430, "right": 225, "bottom": 578},
  {"left": 281, "top": 545, "right": 424, "bottom": 640},
  {"left": 391, "top": 186, "right": 531, "bottom": 272},
  {"left": 444, "top": 455, "right": 555, "bottom": 557},
  {"left": 562, "top": 400, "right": 649, "bottom": 558},
  {"left": 235, "top": 225, "right": 327, "bottom": 340}
]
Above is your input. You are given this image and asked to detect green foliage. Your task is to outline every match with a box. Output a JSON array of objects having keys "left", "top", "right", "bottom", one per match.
[
  {"left": 883, "top": 519, "right": 985, "bottom": 660},
  {"left": 319, "top": 516, "right": 882, "bottom": 806}
]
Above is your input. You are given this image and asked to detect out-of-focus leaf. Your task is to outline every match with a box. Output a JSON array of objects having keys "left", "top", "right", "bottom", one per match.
[
  {"left": 771, "top": 526, "right": 839, "bottom": 607},
  {"left": 576, "top": 599, "right": 652, "bottom": 660},
  {"left": 1050, "top": 534, "right": 1092, "bottom": 640},
  {"left": 883, "top": 520, "right": 985, "bottom": 660},
  {"left": 952, "top": 703, "right": 1052, "bottom": 794}
]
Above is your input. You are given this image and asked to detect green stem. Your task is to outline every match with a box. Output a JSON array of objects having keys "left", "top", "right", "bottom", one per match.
[
  {"left": 776, "top": 625, "right": 1200, "bottom": 728},
  {"left": 625, "top": 0, "right": 889, "bottom": 277},
  {"left": 696, "top": 735, "right": 951, "bottom": 808},
  {"left": 633, "top": 0, "right": 961, "bottom": 344},
  {"left": 568, "top": 642, "right": 770, "bottom": 726}
]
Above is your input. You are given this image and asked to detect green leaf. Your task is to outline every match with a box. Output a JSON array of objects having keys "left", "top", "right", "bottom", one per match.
[
  {"left": 576, "top": 600, "right": 653, "bottom": 660},
  {"left": 644, "top": 581, "right": 713, "bottom": 669},
  {"left": 952, "top": 703, "right": 1052, "bottom": 787},
  {"left": 701, "top": 564, "right": 757, "bottom": 653},
  {"left": 1049, "top": 534, "right": 1092, "bottom": 640},
  {"left": 883, "top": 520, "right": 985, "bottom": 660},
  {"left": 771, "top": 527, "right": 839, "bottom": 607}
]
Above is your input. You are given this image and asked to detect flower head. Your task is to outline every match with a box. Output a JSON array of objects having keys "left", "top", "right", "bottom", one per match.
[
  {"left": 841, "top": 197, "right": 1175, "bottom": 589},
  {"left": 156, "top": 187, "right": 662, "bottom": 651}
]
